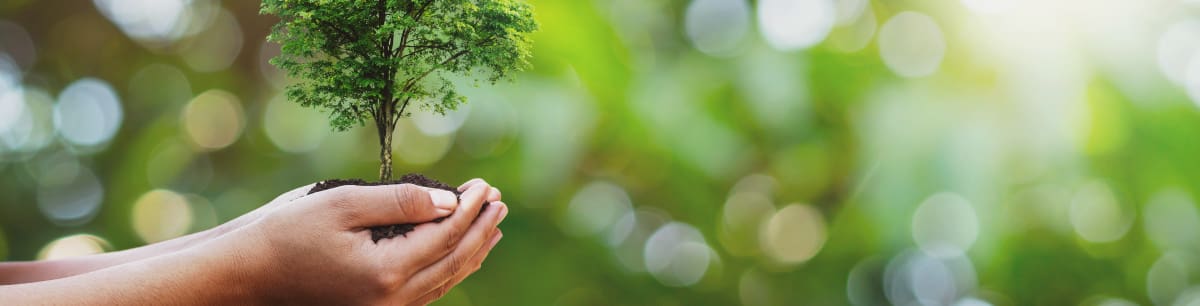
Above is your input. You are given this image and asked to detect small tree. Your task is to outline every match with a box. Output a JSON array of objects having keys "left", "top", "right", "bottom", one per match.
[{"left": 262, "top": 0, "right": 536, "bottom": 180}]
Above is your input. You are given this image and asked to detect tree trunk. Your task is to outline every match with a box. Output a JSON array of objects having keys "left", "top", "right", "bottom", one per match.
[{"left": 378, "top": 124, "right": 394, "bottom": 181}]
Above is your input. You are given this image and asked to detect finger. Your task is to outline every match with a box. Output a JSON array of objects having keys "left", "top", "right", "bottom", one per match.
[
  {"left": 407, "top": 231, "right": 501, "bottom": 306},
  {"left": 461, "top": 178, "right": 500, "bottom": 203},
  {"left": 325, "top": 184, "right": 458, "bottom": 228},
  {"left": 403, "top": 201, "right": 507, "bottom": 298},
  {"left": 381, "top": 184, "right": 493, "bottom": 271},
  {"left": 214, "top": 182, "right": 316, "bottom": 231},
  {"left": 486, "top": 187, "right": 501, "bottom": 203},
  {"left": 458, "top": 178, "right": 486, "bottom": 192}
]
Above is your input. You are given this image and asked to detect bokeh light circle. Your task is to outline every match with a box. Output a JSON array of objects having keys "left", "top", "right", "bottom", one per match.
[
  {"left": 132, "top": 189, "right": 194, "bottom": 243},
  {"left": 457, "top": 90, "right": 516, "bottom": 158},
  {"left": 1146, "top": 252, "right": 1195, "bottom": 306},
  {"left": 911, "top": 192, "right": 979, "bottom": 258},
  {"left": 834, "top": 0, "right": 868, "bottom": 26},
  {"left": 684, "top": 0, "right": 751, "bottom": 56},
  {"left": 643, "top": 222, "right": 713, "bottom": 287},
  {"left": 955, "top": 297, "right": 994, "bottom": 306},
  {"left": 35, "top": 158, "right": 104, "bottom": 226},
  {"left": 53, "top": 78, "right": 123, "bottom": 149},
  {"left": 1174, "top": 286, "right": 1200, "bottom": 306},
  {"left": 145, "top": 138, "right": 200, "bottom": 188},
  {"left": 1068, "top": 181, "right": 1133, "bottom": 243},
  {"left": 739, "top": 269, "right": 773, "bottom": 306},
  {"left": 562, "top": 181, "right": 633, "bottom": 238},
  {"left": 1079, "top": 296, "right": 1139, "bottom": 306},
  {"left": 829, "top": 4, "right": 877, "bottom": 53},
  {"left": 730, "top": 173, "right": 777, "bottom": 196},
  {"left": 1143, "top": 189, "right": 1200, "bottom": 250},
  {"left": 37, "top": 234, "right": 110, "bottom": 260},
  {"left": 258, "top": 40, "right": 286, "bottom": 88},
  {"left": 92, "top": 0, "right": 208, "bottom": 43},
  {"left": 1, "top": 88, "right": 55, "bottom": 155},
  {"left": 0, "top": 53, "right": 17, "bottom": 94},
  {"left": 847, "top": 257, "right": 888, "bottom": 306},
  {"left": 757, "top": 0, "right": 835, "bottom": 51},
  {"left": 761, "top": 204, "right": 827, "bottom": 264},
  {"left": 128, "top": 63, "right": 192, "bottom": 107},
  {"left": 1184, "top": 52, "right": 1200, "bottom": 108},
  {"left": 718, "top": 190, "right": 775, "bottom": 257},
  {"left": 393, "top": 120, "right": 454, "bottom": 166},
  {"left": 180, "top": 9, "right": 243, "bottom": 72},
  {"left": 611, "top": 208, "right": 670, "bottom": 272},
  {"left": 263, "top": 95, "right": 329, "bottom": 153},
  {"left": 884, "top": 250, "right": 977, "bottom": 306},
  {"left": 878, "top": 11, "right": 946, "bottom": 77},
  {"left": 412, "top": 102, "right": 470, "bottom": 136},
  {"left": 1157, "top": 20, "right": 1200, "bottom": 86},
  {"left": 182, "top": 89, "right": 244, "bottom": 151},
  {"left": 0, "top": 84, "right": 23, "bottom": 136}
]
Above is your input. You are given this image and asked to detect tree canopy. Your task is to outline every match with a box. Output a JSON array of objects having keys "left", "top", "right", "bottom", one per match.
[{"left": 261, "top": 0, "right": 536, "bottom": 179}]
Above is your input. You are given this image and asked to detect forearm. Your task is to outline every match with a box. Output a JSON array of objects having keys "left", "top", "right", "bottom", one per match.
[
  {"left": 0, "top": 239, "right": 258, "bottom": 305},
  {"left": 0, "top": 231, "right": 211, "bottom": 285}
]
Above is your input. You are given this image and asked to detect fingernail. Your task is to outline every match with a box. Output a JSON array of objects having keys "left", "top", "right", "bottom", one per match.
[
  {"left": 459, "top": 178, "right": 483, "bottom": 192},
  {"left": 430, "top": 190, "right": 457, "bottom": 210},
  {"left": 489, "top": 187, "right": 502, "bottom": 201},
  {"left": 498, "top": 203, "right": 509, "bottom": 221},
  {"left": 437, "top": 208, "right": 453, "bottom": 215},
  {"left": 471, "top": 183, "right": 488, "bottom": 193}
]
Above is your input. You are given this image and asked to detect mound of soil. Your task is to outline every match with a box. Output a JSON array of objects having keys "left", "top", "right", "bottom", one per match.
[{"left": 307, "top": 173, "right": 490, "bottom": 242}]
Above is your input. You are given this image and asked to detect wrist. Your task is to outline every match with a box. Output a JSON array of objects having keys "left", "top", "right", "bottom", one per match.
[{"left": 178, "top": 228, "right": 275, "bottom": 304}]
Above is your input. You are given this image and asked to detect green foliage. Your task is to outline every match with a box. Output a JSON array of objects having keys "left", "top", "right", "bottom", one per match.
[{"left": 261, "top": 0, "right": 537, "bottom": 132}]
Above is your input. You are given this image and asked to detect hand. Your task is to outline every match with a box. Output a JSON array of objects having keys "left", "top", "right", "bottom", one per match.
[
  {"left": 412, "top": 178, "right": 506, "bottom": 303},
  {"left": 209, "top": 181, "right": 508, "bottom": 305},
  {"left": 0, "top": 178, "right": 508, "bottom": 305}
]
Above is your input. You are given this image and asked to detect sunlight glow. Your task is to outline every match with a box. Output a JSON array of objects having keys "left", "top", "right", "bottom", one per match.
[
  {"left": 132, "top": 189, "right": 194, "bottom": 243},
  {"left": 53, "top": 78, "right": 123, "bottom": 150},
  {"left": 182, "top": 90, "right": 244, "bottom": 151},
  {"left": 878, "top": 12, "right": 944, "bottom": 77},
  {"left": 757, "top": 0, "right": 835, "bottom": 51},
  {"left": 912, "top": 193, "right": 979, "bottom": 258},
  {"left": 761, "top": 204, "right": 827, "bottom": 265},
  {"left": 38, "top": 234, "right": 109, "bottom": 260}
]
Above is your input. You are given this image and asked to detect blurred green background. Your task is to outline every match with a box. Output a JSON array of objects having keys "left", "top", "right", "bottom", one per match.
[{"left": 3, "top": 0, "right": 1200, "bottom": 305}]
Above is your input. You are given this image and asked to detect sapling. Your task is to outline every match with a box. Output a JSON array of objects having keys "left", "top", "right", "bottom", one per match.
[
  {"left": 261, "top": 0, "right": 536, "bottom": 240},
  {"left": 261, "top": 0, "right": 536, "bottom": 181}
]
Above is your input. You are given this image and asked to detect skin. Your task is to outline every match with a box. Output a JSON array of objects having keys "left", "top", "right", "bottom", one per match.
[{"left": 0, "top": 179, "right": 506, "bottom": 305}]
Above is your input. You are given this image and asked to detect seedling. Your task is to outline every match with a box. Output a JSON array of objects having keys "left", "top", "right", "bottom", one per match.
[{"left": 261, "top": 0, "right": 536, "bottom": 181}]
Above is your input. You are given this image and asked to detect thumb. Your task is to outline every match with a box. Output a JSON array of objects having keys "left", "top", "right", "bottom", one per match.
[{"left": 326, "top": 184, "right": 458, "bottom": 228}]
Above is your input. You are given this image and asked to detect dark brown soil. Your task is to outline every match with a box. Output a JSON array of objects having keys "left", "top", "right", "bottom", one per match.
[{"left": 307, "top": 173, "right": 490, "bottom": 242}]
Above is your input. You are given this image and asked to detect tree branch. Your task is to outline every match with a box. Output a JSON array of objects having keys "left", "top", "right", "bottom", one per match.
[
  {"left": 314, "top": 19, "right": 357, "bottom": 44},
  {"left": 397, "top": 29, "right": 411, "bottom": 58},
  {"left": 375, "top": 0, "right": 390, "bottom": 54},
  {"left": 404, "top": 44, "right": 451, "bottom": 49},
  {"left": 350, "top": 103, "right": 365, "bottom": 119},
  {"left": 313, "top": 19, "right": 372, "bottom": 60},
  {"left": 399, "top": 36, "right": 497, "bottom": 92},
  {"left": 398, "top": 42, "right": 452, "bottom": 58},
  {"left": 401, "top": 49, "right": 468, "bottom": 93},
  {"left": 412, "top": 0, "right": 434, "bottom": 22},
  {"left": 392, "top": 98, "right": 410, "bottom": 127}
]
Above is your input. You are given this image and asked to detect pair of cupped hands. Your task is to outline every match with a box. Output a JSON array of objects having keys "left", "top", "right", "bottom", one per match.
[{"left": 0, "top": 179, "right": 508, "bottom": 305}]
